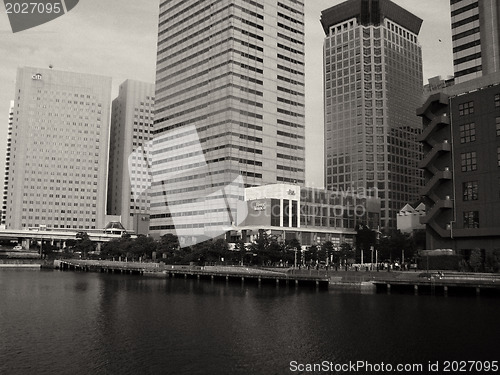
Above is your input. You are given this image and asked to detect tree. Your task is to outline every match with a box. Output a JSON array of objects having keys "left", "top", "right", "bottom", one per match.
[
  {"left": 249, "top": 230, "right": 271, "bottom": 265},
  {"left": 208, "top": 238, "right": 229, "bottom": 263},
  {"left": 73, "top": 237, "right": 95, "bottom": 259},
  {"left": 469, "top": 248, "right": 483, "bottom": 272},
  {"left": 131, "top": 235, "right": 157, "bottom": 260},
  {"left": 235, "top": 240, "right": 248, "bottom": 265},
  {"left": 305, "top": 245, "right": 318, "bottom": 265},
  {"left": 484, "top": 250, "right": 500, "bottom": 273},
  {"left": 321, "top": 241, "right": 334, "bottom": 264},
  {"left": 377, "top": 230, "right": 415, "bottom": 263},
  {"left": 355, "top": 224, "right": 377, "bottom": 262},
  {"left": 285, "top": 238, "right": 301, "bottom": 266},
  {"left": 156, "top": 233, "right": 180, "bottom": 261},
  {"left": 339, "top": 242, "right": 354, "bottom": 265}
]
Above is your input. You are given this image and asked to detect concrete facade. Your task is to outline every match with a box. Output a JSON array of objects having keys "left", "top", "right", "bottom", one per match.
[
  {"left": 321, "top": 0, "right": 424, "bottom": 232},
  {"left": 151, "top": 0, "right": 306, "bottom": 244},
  {"left": 1, "top": 101, "right": 14, "bottom": 227},
  {"left": 107, "top": 80, "right": 154, "bottom": 234},
  {"left": 451, "top": 0, "right": 500, "bottom": 83},
  {"left": 5, "top": 67, "right": 111, "bottom": 230},
  {"left": 396, "top": 203, "right": 425, "bottom": 233}
]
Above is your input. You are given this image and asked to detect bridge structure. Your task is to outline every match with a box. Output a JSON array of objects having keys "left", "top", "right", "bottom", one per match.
[
  {"left": 55, "top": 259, "right": 330, "bottom": 289},
  {"left": 0, "top": 229, "right": 135, "bottom": 251}
]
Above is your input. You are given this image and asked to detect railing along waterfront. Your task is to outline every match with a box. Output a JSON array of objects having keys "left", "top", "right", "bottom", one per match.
[{"left": 54, "top": 260, "right": 330, "bottom": 289}]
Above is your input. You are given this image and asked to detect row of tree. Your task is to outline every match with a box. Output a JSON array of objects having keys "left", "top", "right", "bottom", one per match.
[
  {"left": 55, "top": 225, "right": 422, "bottom": 267},
  {"left": 63, "top": 232, "right": 355, "bottom": 267},
  {"left": 46, "top": 224, "right": 498, "bottom": 272}
]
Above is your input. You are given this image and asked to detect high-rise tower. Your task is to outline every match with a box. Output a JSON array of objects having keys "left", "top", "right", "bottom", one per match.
[
  {"left": 107, "top": 80, "right": 154, "bottom": 234},
  {"left": 451, "top": 0, "right": 500, "bottom": 83},
  {"left": 5, "top": 67, "right": 111, "bottom": 230},
  {"left": 321, "top": 0, "right": 424, "bottom": 231},
  {"left": 151, "top": 0, "right": 305, "bottom": 243},
  {"left": 1, "top": 101, "right": 14, "bottom": 227}
]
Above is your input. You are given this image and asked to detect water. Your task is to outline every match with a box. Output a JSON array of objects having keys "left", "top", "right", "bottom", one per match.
[{"left": 1, "top": 269, "right": 499, "bottom": 375}]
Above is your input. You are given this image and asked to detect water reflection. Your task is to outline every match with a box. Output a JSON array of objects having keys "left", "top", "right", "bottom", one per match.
[{"left": 1, "top": 270, "right": 499, "bottom": 375}]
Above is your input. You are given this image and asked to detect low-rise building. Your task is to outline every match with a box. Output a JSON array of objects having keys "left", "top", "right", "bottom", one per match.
[
  {"left": 397, "top": 203, "right": 425, "bottom": 234},
  {"left": 417, "top": 73, "right": 500, "bottom": 255},
  {"left": 239, "top": 184, "right": 380, "bottom": 248}
]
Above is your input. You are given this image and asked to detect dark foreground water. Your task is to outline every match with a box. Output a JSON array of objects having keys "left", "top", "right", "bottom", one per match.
[{"left": 0, "top": 269, "right": 499, "bottom": 375}]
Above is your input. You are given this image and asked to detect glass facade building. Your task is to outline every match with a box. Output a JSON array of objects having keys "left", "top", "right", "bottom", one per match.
[
  {"left": 321, "top": 0, "right": 424, "bottom": 231},
  {"left": 151, "top": 0, "right": 305, "bottom": 244}
]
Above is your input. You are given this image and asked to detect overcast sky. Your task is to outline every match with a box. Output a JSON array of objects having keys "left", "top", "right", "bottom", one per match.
[{"left": 0, "top": 0, "right": 453, "bottom": 188}]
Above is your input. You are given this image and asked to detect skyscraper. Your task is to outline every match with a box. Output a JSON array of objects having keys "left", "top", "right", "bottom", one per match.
[
  {"left": 5, "top": 67, "right": 111, "bottom": 230},
  {"left": 451, "top": 0, "right": 500, "bottom": 83},
  {"left": 107, "top": 80, "right": 154, "bottom": 234},
  {"left": 1, "top": 101, "right": 14, "bottom": 227},
  {"left": 321, "top": 0, "right": 424, "bottom": 231},
  {"left": 151, "top": 0, "right": 305, "bottom": 243}
]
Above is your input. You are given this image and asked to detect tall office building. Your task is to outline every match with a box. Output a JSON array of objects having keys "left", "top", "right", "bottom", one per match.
[
  {"left": 451, "top": 0, "right": 500, "bottom": 84},
  {"left": 321, "top": 0, "right": 424, "bottom": 231},
  {"left": 5, "top": 67, "right": 111, "bottom": 230},
  {"left": 151, "top": 0, "right": 305, "bottom": 243},
  {"left": 107, "top": 79, "right": 154, "bottom": 234},
  {"left": 1, "top": 101, "right": 14, "bottom": 227}
]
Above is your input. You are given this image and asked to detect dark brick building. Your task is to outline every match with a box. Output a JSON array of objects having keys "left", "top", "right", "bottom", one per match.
[{"left": 418, "top": 74, "right": 500, "bottom": 256}]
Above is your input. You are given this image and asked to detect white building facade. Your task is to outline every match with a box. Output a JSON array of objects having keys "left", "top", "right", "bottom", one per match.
[{"left": 5, "top": 67, "right": 111, "bottom": 230}]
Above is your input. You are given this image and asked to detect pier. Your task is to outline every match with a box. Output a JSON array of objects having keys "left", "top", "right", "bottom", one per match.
[
  {"left": 372, "top": 272, "right": 500, "bottom": 296},
  {"left": 54, "top": 260, "right": 330, "bottom": 289}
]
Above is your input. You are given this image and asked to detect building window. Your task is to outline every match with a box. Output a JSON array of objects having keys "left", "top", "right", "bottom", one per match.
[
  {"left": 459, "top": 123, "right": 476, "bottom": 143},
  {"left": 498, "top": 147, "right": 500, "bottom": 167},
  {"left": 458, "top": 101, "right": 474, "bottom": 116},
  {"left": 462, "top": 181, "right": 478, "bottom": 201},
  {"left": 461, "top": 151, "right": 477, "bottom": 172},
  {"left": 495, "top": 94, "right": 500, "bottom": 107},
  {"left": 496, "top": 117, "right": 500, "bottom": 136},
  {"left": 463, "top": 211, "right": 479, "bottom": 228}
]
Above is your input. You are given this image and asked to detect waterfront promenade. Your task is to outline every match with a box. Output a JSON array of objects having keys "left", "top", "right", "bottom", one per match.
[
  {"left": 4, "top": 258, "right": 499, "bottom": 295},
  {"left": 54, "top": 259, "right": 330, "bottom": 288}
]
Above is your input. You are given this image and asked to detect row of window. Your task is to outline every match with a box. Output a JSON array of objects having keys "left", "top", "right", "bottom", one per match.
[
  {"left": 21, "top": 224, "right": 96, "bottom": 229},
  {"left": 461, "top": 149, "right": 500, "bottom": 171}
]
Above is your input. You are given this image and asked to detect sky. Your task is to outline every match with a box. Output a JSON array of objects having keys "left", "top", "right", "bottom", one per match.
[{"left": 0, "top": 0, "right": 454, "bottom": 188}]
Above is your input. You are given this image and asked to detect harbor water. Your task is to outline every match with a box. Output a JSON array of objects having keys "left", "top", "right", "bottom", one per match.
[{"left": 1, "top": 269, "right": 499, "bottom": 374}]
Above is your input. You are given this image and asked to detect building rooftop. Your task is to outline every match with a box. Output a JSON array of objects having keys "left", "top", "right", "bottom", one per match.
[{"left": 320, "top": 0, "right": 422, "bottom": 35}]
